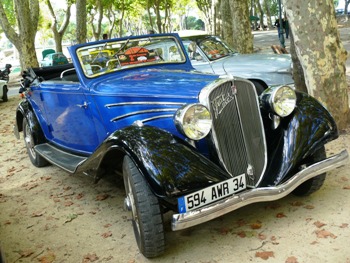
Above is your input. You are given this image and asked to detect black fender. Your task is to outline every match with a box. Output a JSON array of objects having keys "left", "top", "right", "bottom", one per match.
[
  {"left": 261, "top": 91, "right": 338, "bottom": 186},
  {"left": 15, "top": 99, "right": 29, "bottom": 133},
  {"left": 77, "top": 125, "right": 231, "bottom": 206},
  {"left": 15, "top": 99, "right": 46, "bottom": 145}
]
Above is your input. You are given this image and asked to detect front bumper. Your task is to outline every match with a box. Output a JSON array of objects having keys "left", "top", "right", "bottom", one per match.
[{"left": 172, "top": 149, "right": 349, "bottom": 231}]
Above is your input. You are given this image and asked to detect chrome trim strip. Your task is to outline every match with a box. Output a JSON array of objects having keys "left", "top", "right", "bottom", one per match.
[
  {"left": 171, "top": 150, "right": 349, "bottom": 231},
  {"left": 105, "top": 102, "right": 186, "bottom": 108},
  {"left": 139, "top": 114, "right": 173, "bottom": 123},
  {"left": 111, "top": 108, "right": 178, "bottom": 122}
]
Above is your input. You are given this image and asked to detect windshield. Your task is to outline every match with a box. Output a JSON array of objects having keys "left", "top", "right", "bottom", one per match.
[
  {"left": 197, "top": 36, "right": 237, "bottom": 61},
  {"left": 76, "top": 36, "right": 186, "bottom": 78}
]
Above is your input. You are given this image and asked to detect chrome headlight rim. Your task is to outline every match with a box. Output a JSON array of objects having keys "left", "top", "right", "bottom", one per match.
[
  {"left": 174, "top": 103, "right": 212, "bottom": 141},
  {"left": 268, "top": 85, "right": 297, "bottom": 117}
]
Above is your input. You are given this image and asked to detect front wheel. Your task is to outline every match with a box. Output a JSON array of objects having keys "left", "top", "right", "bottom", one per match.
[
  {"left": 23, "top": 118, "right": 49, "bottom": 167},
  {"left": 293, "top": 146, "right": 327, "bottom": 196},
  {"left": 122, "top": 156, "right": 165, "bottom": 258}
]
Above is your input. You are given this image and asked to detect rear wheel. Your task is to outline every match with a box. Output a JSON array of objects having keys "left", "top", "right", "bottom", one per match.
[
  {"left": 293, "top": 146, "right": 327, "bottom": 196},
  {"left": 122, "top": 156, "right": 165, "bottom": 258},
  {"left": 23, "top": 118, "right": 49, "bottom": 167},
  {"left": 2, "top": 85, "right": 8, "bottom": 102}
]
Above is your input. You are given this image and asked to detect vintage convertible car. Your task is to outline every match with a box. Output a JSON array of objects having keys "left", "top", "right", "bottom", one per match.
[
  {"left": 40, "top": 50, "right": 69, "bottom": 67},
  {"left": 14, "top": 33, "right": 348, "bottom": 258},
  {"left": 180, "top": 31, "right": 293, "bottom": 94}
]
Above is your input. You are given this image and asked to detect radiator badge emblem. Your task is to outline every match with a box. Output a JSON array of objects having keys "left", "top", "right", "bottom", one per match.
[
  {"left": 211, "top": 87, "right": 236, "bottom": 119},
  {"left": 231, "top": 85, "right": 237, "bottom": 95}
]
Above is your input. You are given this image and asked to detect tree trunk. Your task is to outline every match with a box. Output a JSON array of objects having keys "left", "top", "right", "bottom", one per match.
[
  {"left": 119, "top": 2, "right": 125, "bottom": 37},
  {"left": 220, "top": 0, "right": 233, "bottom": 46},
  {"left": 256, "top": 0, "right": 264, "bottom": 30},
  {"left": 0, "top": 0, "right": 39, "bottom": 69},
  {"left": 147, "top": 4, "right": 154, "bottom": 32},
  {"left": 90, "top": 0, "right": 103, "bottom": 40},
  {"left": 76, "top": 0, "right": 87, "bottom": 44},
  {"left": 289, "top": 29, "right": 308, "bottom": 93},
  {"left": 106, "top": 7, "right": 116, "bottom": 38},
  {"left": 283, "top": 0, "right": 349, "bottom": 129},
  {"left": 263, "top": 0, "right": 273, "bottom": 29},
  {"left": 345, "top": 0, "right": 350, "bottom": 21},
  {"left": 153, "top": 0, "right": 163, "bottom": 33},
  {"left": 196, "top": 0, "right": 214, "bottom": 33},
  {"left": 46, "top": 0, "right": 71, "bottom": 52},
  {"left": 229, "top": 0, "right": 253, "bottom": 53}
]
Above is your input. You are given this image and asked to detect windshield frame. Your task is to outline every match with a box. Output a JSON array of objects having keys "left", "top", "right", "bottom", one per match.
[
  {"left": 196, "top": 36, "right": 237, "bottom": 61},
  {"left": 75, "top": 35, "right": 187, "bottom": 78}
]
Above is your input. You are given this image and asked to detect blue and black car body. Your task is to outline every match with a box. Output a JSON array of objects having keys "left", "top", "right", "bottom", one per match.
[{"left": 14, "top": 33, "right": 348, "bottom": 258}]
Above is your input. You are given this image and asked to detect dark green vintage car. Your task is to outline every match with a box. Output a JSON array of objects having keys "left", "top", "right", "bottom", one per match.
[{"left": 40, "top": 49, "right": 69, "bottom": 67}]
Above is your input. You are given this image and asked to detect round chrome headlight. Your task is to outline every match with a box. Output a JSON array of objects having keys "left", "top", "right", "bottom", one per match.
[
  {"left": 270, "top": 86, "right": 296, "bottom": 117},
  {"left": 174, "top": 104, "right": 212, "bottom": 140}
]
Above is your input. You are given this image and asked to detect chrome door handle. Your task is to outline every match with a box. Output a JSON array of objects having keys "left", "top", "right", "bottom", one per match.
[{"left": 77, "top": 101, "right": 88, "bottom": 109}]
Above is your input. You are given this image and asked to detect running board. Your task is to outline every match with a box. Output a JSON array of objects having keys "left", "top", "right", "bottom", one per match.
[{"left": 35, "top": 143, "right": 87, "bottom": 173}]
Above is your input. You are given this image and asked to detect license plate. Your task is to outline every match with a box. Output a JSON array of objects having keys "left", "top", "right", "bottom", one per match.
[{"left": 177, "top": 174, "right": 246, "bottom": 213}]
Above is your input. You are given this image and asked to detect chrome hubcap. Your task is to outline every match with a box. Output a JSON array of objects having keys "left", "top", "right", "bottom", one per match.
[
  {"left": 24, "top": 124, "right": 36, "bottom": 158},
  {"left": 124, "top": 196, "right": 132, "bottom": 211}
]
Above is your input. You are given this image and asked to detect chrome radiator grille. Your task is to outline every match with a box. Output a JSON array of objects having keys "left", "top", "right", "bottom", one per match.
[{"left": 203, "top": 78, "right": 266, "bottom": 187}]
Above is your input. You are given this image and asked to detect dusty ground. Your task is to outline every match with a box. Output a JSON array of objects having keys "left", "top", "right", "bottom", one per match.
[
  {"left": 0, "top": 97, "right": 350, "bottom": 263},
  {"left": 1, "top": 25, "right": 350, "bottom": 262}
]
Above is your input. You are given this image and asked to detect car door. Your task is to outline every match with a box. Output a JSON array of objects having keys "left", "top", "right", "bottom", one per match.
[{"left": 36, "top": 81, "right": 101, "bottom": 154}]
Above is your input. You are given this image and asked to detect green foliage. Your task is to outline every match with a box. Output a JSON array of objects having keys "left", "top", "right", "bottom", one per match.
[
  {"left": 0, "top": 0, "right": 279, "bottom": 47},
  {"left": 185, "top": 16, "right": 204, "bottom": 30},
  {"left": 2, "top": 0, "right": 16, "bottom": 25}
]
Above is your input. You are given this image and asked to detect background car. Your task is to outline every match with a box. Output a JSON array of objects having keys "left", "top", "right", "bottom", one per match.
[
  {"left": 0, "top": 80, "right": 8, "bottom": 102},
  {"left": 0, "top": 63, "right": 11, "bottom": 102},
  {"left": 179, "top": 31, "right": 294, "bottom": 94},
  {"left": 14, "top": 33, "right": 348, "bottom": 258},
  {"left": 40, "top": 49, "right": 69, "bottom": 67}
]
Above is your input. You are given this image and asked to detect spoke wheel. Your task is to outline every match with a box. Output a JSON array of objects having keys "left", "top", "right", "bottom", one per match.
[
  {"left": 122, "top": 156, "right": 165, "bottom": 258},
  {"left": 293, "top": 146, "right": 327, "bottom": 196},
  {"left": 23, "top": 118, "right": 48, "bottom": 167}
]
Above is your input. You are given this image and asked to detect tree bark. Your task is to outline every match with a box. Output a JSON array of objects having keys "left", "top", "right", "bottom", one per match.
[
  {"left": 0, "top": 0, "right": 39, "bottom": 69},
  {"left": 76, "top": 0, "right": 87, "bottom": 44},
  {"left": 283, "top": 0, "right": 349, "bottom": 129},
  {"left": 229, "top": 0, "right": 253, "bottom": 53},
  {"left": 289, "top": 29, "right": 308, "bottom": 93},
  {"left": 220, "top": 0, "right": 234, "bottom": 46}
]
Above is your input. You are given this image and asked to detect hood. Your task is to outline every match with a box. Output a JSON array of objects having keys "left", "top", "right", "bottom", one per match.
[
  {"left": 90, "top": 69, "right": 219, "bottom": 98},
  {"left": 221, "top": 53, "right": 292, "bottom": 74}
]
